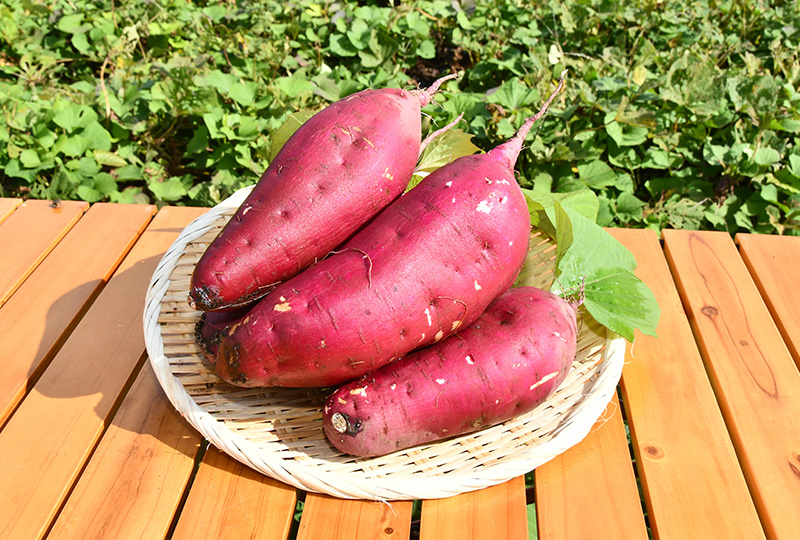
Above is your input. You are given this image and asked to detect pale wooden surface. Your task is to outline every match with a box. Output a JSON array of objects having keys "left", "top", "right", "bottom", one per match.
[
  {"left": 47, "top": 362, "right": 202, "bottom": 540},
  {"left": 736, "top": 233, "right": 800, "bottom": 368},
  {"left": 664, "top": 229, "right": 800, "bottom": 540},
  {"left": 419, "top": 476, "right": 528, "bottom": 540},
  {"left": 0, "top": 199, "right": 87, "bottom": 307},
  {"left": 535, "top": 397, "right": 648, "bottom": 540},
  {"left": 172, "top": 447, "right": 298, "bottom": 540},
  {"left": 0, "top": 203, "right": 155, "bottom": 426},
  {"left": 0, "top": 197, "right": 798, "bottom": 540},
  {"left": 298, "top": 494, "right": 414, "bottom": 540},
  {"left": 611, "top": 228, "right": 765, "bottom": 540},
  {"left": 0, "top": 197, "right": 21, "bottom": 223}
]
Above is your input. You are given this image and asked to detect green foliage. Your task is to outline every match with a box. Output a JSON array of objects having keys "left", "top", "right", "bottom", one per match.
[
  {"left": 1, "top": 0, "right": 798, "bottom": 234},
  {"left": 526, "top": 189, "right": 660, "bottom": 342}
]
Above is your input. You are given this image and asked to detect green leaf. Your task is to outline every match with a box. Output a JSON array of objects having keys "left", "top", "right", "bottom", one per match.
[
  {"left": 82, "top": 122, "right": 112, "bottom": 151},
  {"left": 52, "top": 104, "right": 97, "bottom": 133},
  {"left": 228, "top": 82, "right": 257, "bottom": 106},
  {"left": 203, "top": 70, "right": 236, "bottom": 94},
  {"left": 346, "top": 18, "right": 371, "bottom": 49},
  {"left": 19, "top": 149, "right": 41, "bottom": 168},
  {"left": 487, "top": 80, "right": 540, "bottom": 110},
  {"left": 76, "top": 184, "right": 103, "bottom": 202},
  {"left": 276, "top": 73, "right": 314, "bottom": 99},
  {"left": 753, "top": 147, "right": 781, "bottom": 166},
  {"left": 329, "top": 34, "right": 358, "bottom": 57},
  {"left": 57, "top": 13, "right": 85, "bottom": 33},
  {"left": 60, "top": 135, "right": 90, "bottom": 157},
  {"left": 202, "top": 4, "right": 227, "bottom": 21},
  {"left": 522, "top": 188, "right": 599, "bottom": 245},
  {"left": 523, "top": 188, "right": 600, "bottom": 239},
  {"left": 407, "top": 127, "right": 480, "bottom": 191},
  {"left": 94, "top": 172, "right": 118, "bottom": 195},
  {"left": 616, "top": 191, "right": 646, "bottom": 221},
  {"left": 268, "top": 110, "right": 317, "bottom": 162},
  {"left": 202, "top": 110, "right": 224, "bottom": 139},
  {"left": 546, "top": 205, "right": 660, "bottom": 341},
  {"left": 605, "top": 121, "right": 649, "bottom": 147},
  {"left": 93, "top": 150, "right": 126, "bottom": 167},
  {"left": 5, "top": 159, "right": 36, "bottom": 182},
  {"left": 115, "top": 164, "right": 143, "bottom": 181},
  {"left": 768, "top": 117, "right": 800, "bottom": 133},
  {"left": 417, "top": 39, "right": 436, "bottom": 59},
  {"left": 577, "top": 160, "right": 617, "bottom": 189},
  {"left": 149, "top": 177, "right": 187, "bottom": 201},
  {"left": 187, "top": 126, "right": 209, "bottom": 154},
  {"left": 641, "top": 147, "right": 683, "bottom": 169},
  {"left": 582, "top": 269, "right": 661, "bottom": 342},
  {"left": 71, "top": 32, "right": 90, "bottom": 54}
]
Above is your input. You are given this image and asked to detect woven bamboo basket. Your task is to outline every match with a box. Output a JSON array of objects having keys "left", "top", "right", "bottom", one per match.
[{"left": 143, "top": 185, "right": 626, "bottom": 501}]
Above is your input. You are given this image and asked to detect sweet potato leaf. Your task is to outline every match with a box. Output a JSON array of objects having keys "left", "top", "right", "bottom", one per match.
[
  {"left": 267, "top": 109, "right": 317, "bottom": 162},
  {"left": 526, "top": 190, "right": 659, "bottom": 342},
  {"left": 407, "top": 127, "right": 481, "bottom": 191}
]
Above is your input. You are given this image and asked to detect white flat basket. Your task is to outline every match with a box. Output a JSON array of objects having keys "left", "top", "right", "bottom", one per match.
[{"left": 143, "top": 186, "right": 625, "bottom": 501}]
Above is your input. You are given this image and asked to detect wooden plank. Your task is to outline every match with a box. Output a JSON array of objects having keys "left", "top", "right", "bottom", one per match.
[
  {"left": 171, "top": 447, "right": 297, "bottom": 540},
  {"left": 535, "top": 396, "right": 648, "bottom": 540},
  {"left": 297, "top": 494, "right": 414, "bottom": 540},
  {"left": 0, "top": 206, "right": 204, "bottom": 540},
  {"left": 609, "top": 228, "right": 764, "bottom": 540},
  {"left": 736, "top": 233, "right": 800, "bottom": 368},
  {"left": 0, "top": 199, "right": 88, "bottom": 307},
  {"left": 47, "top": 361, "right": 202, "bottom": 540},
  {"left": 419, "top": 476, "right": 527, "bottom": 540},
  {"left": 0, "top": 202, "right": 156, "bottom": 426},
  {"left": 0, "top": 197, "right": 22, "bottom": 224},
  {"left": 663, "top": 229, "right": 800, "bottom": 540}
]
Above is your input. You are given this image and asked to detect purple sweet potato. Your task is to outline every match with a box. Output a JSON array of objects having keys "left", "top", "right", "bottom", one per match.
[
  {"left": 322, "top": 286, "right": 578, "bottom": 457},
  {"left": 194, "top": 305, "right": 251, "bottom": 363},
  {"left": 209, "top": 76, "right": 567, "bottom": 388},
  {"left": 189, "top": 74, "right": 456, "bottom": 312}
]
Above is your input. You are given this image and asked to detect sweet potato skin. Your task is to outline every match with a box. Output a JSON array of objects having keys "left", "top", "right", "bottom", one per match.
[
  {"left": 322, "top": 286, "right": 578, "bottom": 457},
  {"left": 189, "top": 87, "right": 427, "bottom": 312},
  {"left": 211, "top": 150, "right": 532, "bottom": 388},
  {"left": 194, "top": 305, "right": 251, "bottom": 362}
]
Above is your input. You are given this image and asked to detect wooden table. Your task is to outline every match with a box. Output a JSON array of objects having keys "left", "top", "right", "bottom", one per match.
[{"left": 0, "top": 198, "right": 798, "bottom": 540}]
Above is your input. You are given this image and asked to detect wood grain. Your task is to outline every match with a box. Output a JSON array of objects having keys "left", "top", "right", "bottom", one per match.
[
  {"left": 0, "top": 199, "right": 87, "bottom": 307},
  {"left": 0, "top": 203, "right": 156, "bottom": 426},
  {"left": 736, "top": 233, "right": 800, "bottom": 368},
  {"left": 419, "top": 476, "right": 528, "bottom": 540},
  {"left": 0, "top": 197, "right": 22, "bottom": 224},
  {"left": 663, "top": 229, "right": 800, "bottom": 540},
  {"left": 297, "top": 494, "right": 414, "bottom": 540},
  {"left": 609, "top": 228, "right": 764, "bottom": 540},
  {"left": 47, "top": 361, "right": 202, "bottom": 540},
  {"left": 535, "top": 396, "right": 648, "bottom": 540},
  {"left": 0, "top": 206, "right": 203, "bottom": 540},
  {"left": 172, "top": 447, "right": 298, "bottom": 540}
]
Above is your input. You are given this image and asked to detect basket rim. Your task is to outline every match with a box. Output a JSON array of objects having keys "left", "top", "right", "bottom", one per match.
[{"left": 143, "top": 185, "right": 625, "bottom": 501}]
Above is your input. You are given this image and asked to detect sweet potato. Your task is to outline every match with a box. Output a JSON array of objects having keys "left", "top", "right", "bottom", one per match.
[
  {"left": 209, "top": 75, "right": 566, "bottom": 388},
  {"left": 189, "top": 74, "right": 456, "bottom": 311},
  {"left": 322, "top": 286, "right": 578, "bottom": 457},
  {"left": 194, "top": 305, "right": 251, "bottom": 362}
]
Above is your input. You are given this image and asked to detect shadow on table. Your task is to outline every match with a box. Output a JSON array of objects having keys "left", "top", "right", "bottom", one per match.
[{"left": 27, "top": 233, "right": 200, "bottom": 460}]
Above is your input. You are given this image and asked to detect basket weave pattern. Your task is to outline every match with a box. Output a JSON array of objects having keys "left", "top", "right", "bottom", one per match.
[{"left": 144, "top": 187, "right": 625, "bottom": 501}]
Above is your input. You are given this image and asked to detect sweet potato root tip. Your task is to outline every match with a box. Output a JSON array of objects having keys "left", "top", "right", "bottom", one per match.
[
  {"left": 490, "top": 69, "right": 568, "bottom": 167},
  {"left": 412, "top": 72, "right": 459, "bottom": 107},
  {"left": 418, "top": 112, "right": 465, "bottom": 157}
]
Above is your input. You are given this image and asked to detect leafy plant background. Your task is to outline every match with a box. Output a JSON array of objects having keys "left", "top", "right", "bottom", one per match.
[{"left": 1, "top": 0, "right": 799, "bottom": 235}]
